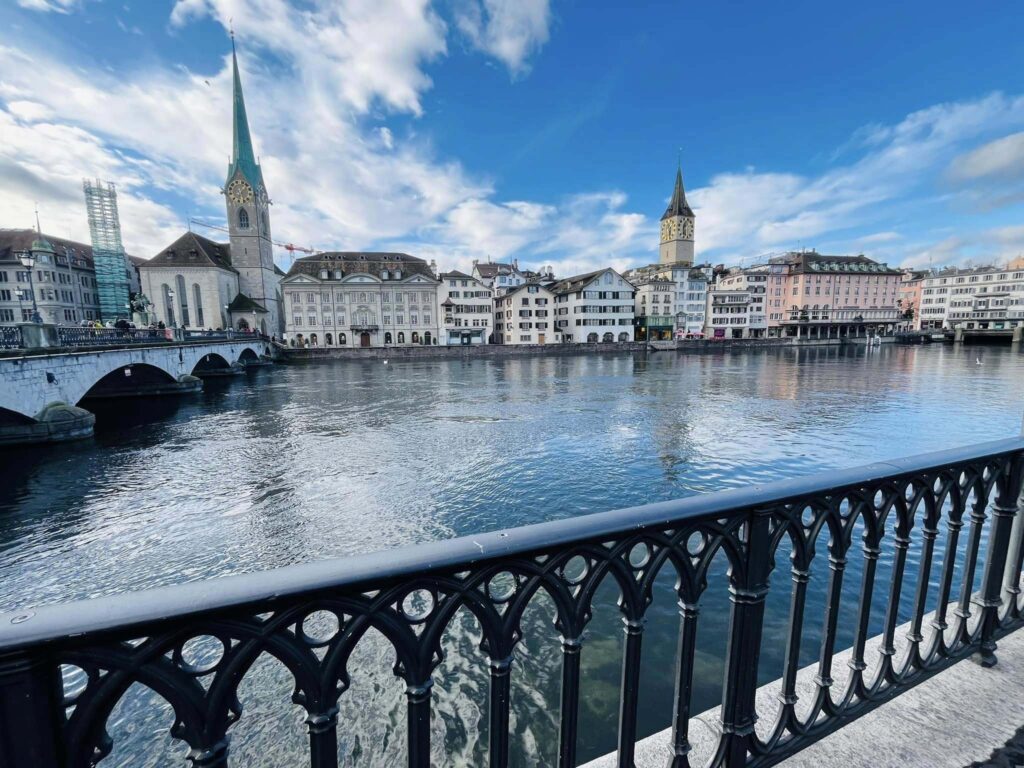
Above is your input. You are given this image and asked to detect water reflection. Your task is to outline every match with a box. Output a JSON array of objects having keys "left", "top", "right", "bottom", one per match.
[{"left": 1, "top": 344, "right": 1022, "bottom": 765}]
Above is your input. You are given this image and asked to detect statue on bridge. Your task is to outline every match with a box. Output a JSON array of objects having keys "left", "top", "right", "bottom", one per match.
[{"left": 129, "top": 292, "right": 153, "bottom": 327}]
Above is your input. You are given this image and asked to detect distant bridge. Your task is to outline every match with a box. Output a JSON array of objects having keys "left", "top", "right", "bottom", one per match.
[{"left": 0, "top": 333, "right": 273, "bottom": 445}]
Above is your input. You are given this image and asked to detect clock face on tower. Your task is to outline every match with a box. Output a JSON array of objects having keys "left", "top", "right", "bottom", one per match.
[{"left": 227, "top": 179, "right": 254, "bottom": 205}]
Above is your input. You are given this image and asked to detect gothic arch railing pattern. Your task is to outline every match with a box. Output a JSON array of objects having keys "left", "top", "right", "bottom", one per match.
[{"left": 0, "top": 438, "right": 1022, "bottom": 768}]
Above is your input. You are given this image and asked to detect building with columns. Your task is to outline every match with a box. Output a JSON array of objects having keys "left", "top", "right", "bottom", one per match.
[
  {"left": 763, "top": 251, "right": 902, "bottom": 339},
  {"left": 139, "top": 40, "right": 283, "bottom": 335}
]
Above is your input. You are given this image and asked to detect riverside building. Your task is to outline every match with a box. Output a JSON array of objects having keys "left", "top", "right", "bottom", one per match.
[
  {"left": 704, "top": 267, "right": 768, "bottom": 339},
  {"left": 918, "top": 258, "right": 1024, "bottom": 332},
  {"left": 763, "top": 251, "right": 902, "bottom": 339},
  {"left": 549, "top": 268, "right": 635, "bottom": 343},
  {"left": 633, "top": 277, "right": 675, "bottom": 341},
  {"left": 0, "top": 229, "right": 107, "bottom": 326},
  {"left": 281, "top": 252, "right": 440, "bottom": 348},
  {"left": 437, "top": 270, "right": 493, "bottom": 345},
  {"left": 494, "top": 282, "right": 559, "bottom": 344}
]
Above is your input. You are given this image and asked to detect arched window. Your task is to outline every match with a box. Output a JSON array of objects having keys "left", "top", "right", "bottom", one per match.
[
  {"left": 310, "top": 333, "right": 318, "bottom": 346},
  {"left": 339, "top": 333, "right": 347, "bottom": 345},
  {"left": 176, "top": 274, "right": 190, "bottom": 327},
  {"left": 618, "top": 332, "right": 629, "bottom": 342},
  {"left": 238, "top": 208, "right": 250, "bottom": 229},
  {"left": 193, "top": 284, "right": 204, "bottom": 327},
  {"left": 398, "top": 332, "right": 405, "bottom": 344},
  {"left": 325, "top": 333, "right": 333, "bottom": 346},
  {"left": 424, "top": 331, "right": 431, "bottom": 345},
  {"left": 602, "top": 332, "right": 614, "bottom": 342},
  {"left": 412, "top": 332, "right": 420, "bottom": 344},
  {"left": 384, "top": 332, "right": 393, "bottom": 344},
  {"left": 587, "top": 332, "right": 598, "bottom": 343}
]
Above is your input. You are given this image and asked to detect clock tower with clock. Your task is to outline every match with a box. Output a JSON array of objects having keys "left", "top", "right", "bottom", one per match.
[
  {"left": 223, "top": 39, "right": 282, "bottom": 335},
  {"left": 659, "top": 166, "right": 695, "bottom": 266}
]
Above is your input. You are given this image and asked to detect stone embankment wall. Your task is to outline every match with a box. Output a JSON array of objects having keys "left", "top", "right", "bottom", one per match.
[{"left": 283, "top": 341, "right": 649, "bottom": 362}]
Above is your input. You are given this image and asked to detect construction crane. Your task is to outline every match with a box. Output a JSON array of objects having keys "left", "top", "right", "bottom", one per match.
[{"left": 188, "top": 219, "right": 317, "bottom": 262}]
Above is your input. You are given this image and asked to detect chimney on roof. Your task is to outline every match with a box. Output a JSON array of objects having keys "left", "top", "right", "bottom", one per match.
[{"left": 513, "top": 258, "right": 519, "bottom": 270}]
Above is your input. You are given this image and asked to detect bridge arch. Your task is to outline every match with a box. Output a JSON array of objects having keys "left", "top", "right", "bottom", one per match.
[
  {"left": 191, "top": 352, "right": 232, "bottom": 375},
  {"left": 79, "top": 363, "right": 180, "bottom": 403}
]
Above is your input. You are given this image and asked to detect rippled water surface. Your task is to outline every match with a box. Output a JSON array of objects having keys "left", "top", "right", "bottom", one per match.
[{"left": 1, "top": 344, "right": 1022, "bottom": 765}]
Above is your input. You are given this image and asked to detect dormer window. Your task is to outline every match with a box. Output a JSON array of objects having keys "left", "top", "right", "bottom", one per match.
[
  {"left": 394, "top": 270, "right": 402, "bottom": 280},
  {"left": 320, "top": 270, "right": 328, "bottom": 280},
  {"left": 381, "top": 269, "right": 389, "bottom": 280},
  {"left": 334, "top": 270, "right": 342, "bottom": 279},
  {"left": 238, "top": 208, "right": 250, "bottom": 229}
]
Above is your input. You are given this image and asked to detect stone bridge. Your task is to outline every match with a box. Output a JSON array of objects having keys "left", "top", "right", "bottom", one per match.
[{"left": 0, "top": 339, "right": 271, "bottom": 445}]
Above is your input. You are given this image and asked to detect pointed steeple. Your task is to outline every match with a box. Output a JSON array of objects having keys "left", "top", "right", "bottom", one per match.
[
  {"left": 226, "top": 34, "right": 262, "bottom": 187},
  {"left": 661, "top": 165, "right": 693, "bottom": 220}
]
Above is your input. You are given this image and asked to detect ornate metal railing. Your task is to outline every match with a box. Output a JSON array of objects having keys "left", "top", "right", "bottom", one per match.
[
  {"left": 1, "top": 438, "right": 1022, "bottom": 768},
  {"left": 0, "top": 325, "right": 22, "bottom": 350},
  {"left": 56, "top": 327, "right": 176, "bottom": 347}
]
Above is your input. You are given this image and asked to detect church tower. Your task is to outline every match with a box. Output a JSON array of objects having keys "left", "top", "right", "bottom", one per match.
[
  {"left": 224, "top": 38, "right": 282, "bottom": 335},
  {"left": 659, "top": 166, "right": 695, "bottom": 266}
]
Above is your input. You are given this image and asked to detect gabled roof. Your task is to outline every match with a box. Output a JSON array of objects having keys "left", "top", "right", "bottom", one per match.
[
  {"left": 227, "top": 292, "right": 267, "bottom": 313},
  {"left": 143, "top": 231, "right": 237, "bottom": 273},
  {"left": 662, "top": 167, "right": 694, "bottom": 221},
  {"left": 283, "top": 251, "right": 437, "bottom": 282},
  {"left": 496, "top": 282, "right": 555, "bottom": 301},
  {"left": 548, "top": 268, "right": 635, "bottom": 296},
  {"left": 0, "top": 228, "right": 138, "bottom": 270},
  {"left": 473, "top": 261, "right": 518, "bottom": 278},
  {"left": 440, "top": 270, "right": 473, "bottom": 279}
]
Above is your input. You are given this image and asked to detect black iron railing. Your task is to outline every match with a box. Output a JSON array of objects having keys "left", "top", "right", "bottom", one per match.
[
  {"left": 56, "top": 327, "right": 176, "bottom": 347},
  {"left": 0, "top": 439, "right": 1022, "bottom": 767},
  {"left": 0, "top": 326, "right": 22, "bottom": 350}
]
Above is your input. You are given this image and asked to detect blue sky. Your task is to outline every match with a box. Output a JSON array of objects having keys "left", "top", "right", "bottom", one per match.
[{"left": 2, "top": 0, "right": 1024, "bottom": 276}]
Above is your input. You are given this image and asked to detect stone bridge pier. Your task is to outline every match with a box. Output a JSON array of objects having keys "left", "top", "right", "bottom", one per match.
[{"left": 0, "top": 340, "right": 271, "bottom": 446}]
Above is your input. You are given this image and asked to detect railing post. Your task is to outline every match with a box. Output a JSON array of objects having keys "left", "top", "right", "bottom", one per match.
[
  {"left": 306, "top": 707, "right": 339, "bottom": 768},
  {"left": 557, "top": 634, "right": 583, "bottom": 768},
  {"left": 977, "top": 456, "right": 1024, "bottom": 665},
  {"left": 718, "top": 509, "right": 772, "bottom": 767},
  {"left": 0, "top": 650, "right": 64, "bottom": 768}
]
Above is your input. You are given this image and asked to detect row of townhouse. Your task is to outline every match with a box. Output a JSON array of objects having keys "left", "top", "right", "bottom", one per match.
[
  {"left": 703, "top": 251, "right": 903, "bottom": 339},
  {"left": 911, "top": 258, "right": 1024, "bottom": 331},
  {"left": 279, "top": 254, "right": 638, "bottom": 348}
]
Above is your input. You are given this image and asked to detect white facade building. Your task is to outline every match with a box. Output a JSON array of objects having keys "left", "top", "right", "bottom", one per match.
[
  {"left": 920, "top": 258, "right": 1024, "bottom": 331},
  {"left": 437, "top": 270, "right": 493, "bottom": 345},
  {"left": 634, "top": 278, "right": 675, "bottom": 341},
  {"left": 494, "top": 283, "right": 560, "bottom": 344},
  {"left": 705, "top": 269, "right": 768, "bottom": 338},
  {"left": 549, "top": 268, "right": 635, "bottom": 343},
  {"left": 281, "top": 253, "right": 439, "bottom": 348}
]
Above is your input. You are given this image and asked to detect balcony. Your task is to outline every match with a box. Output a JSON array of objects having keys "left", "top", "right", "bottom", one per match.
[{"left": 0, "top": 438, "right": 1022, "bottom": 767}]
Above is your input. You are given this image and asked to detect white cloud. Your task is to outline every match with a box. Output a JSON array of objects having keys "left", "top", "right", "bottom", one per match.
[
  {"left": 15, "top": 0, "right": 81, "bottom": 12},
  {"left": 454, "top": 0, "right": 552, "bottom": 76},
  {"left": 948, "top": 132, "right": 1024, "bottom": 182}
]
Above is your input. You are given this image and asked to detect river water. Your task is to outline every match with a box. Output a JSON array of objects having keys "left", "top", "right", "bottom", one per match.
[{"left": 1, "top": 344, "right": 1022, "bottom": 766}]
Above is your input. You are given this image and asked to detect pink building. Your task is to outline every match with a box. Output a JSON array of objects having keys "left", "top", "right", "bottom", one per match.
[
  {"left": 899, "top": 270, "right": 927, "bottom": 330},
  {"left": 762, "top": 251, "right": 902, "bottom": 339}
]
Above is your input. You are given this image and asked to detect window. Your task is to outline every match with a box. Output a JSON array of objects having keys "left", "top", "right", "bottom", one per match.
[
  {"left": 238, "top": 208, "right": 250, "bottom": 229},
  {"left": 0, "top": 290, "right": 9, "bottom": 301},
  {"left": 339, "top": 333, "right": 347, "bottom": 345},
  {"left": 385, "top": 332, "right": 393, "bottom": 344},
  {"left": 193, "top": 284, "right": 204, "bottom": 326},
  {"left": 0, "top": 309, "right": 13, "bottom": 322},
  {"left": 176, "top": 274, "right": 190, "bottom": 327},
  {"left": 293, "top": 315, "right": 302, "bottom": 327},
  {"left": 398, "top": 332, "right": 405, "bottom": 343}
]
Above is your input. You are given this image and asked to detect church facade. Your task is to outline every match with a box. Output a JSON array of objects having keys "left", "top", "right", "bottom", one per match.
[{"left": 140, "top": 41, "right": 283, "bottom": 335}]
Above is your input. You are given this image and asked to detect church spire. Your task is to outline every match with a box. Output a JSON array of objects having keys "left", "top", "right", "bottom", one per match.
[
  {"left": 227, "top": 34, "right": 262, "bottom": 187},
  {"left": 662, "top": 164, "right": 693, "bottom": 220}
]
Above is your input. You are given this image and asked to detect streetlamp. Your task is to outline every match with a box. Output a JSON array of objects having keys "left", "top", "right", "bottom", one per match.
[
  {"left": 167, "top": 289, "right": 176, "bottom": 328},
  {"left": 16, "top": 250, "right": 42, "bottom": 324}
]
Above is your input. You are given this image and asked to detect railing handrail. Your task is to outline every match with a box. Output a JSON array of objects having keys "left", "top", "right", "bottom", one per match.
[{"left": 2, "top": 435, "right": 1021, "bottom": 652}]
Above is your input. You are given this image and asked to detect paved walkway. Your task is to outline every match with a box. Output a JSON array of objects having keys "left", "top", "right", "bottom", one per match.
[{"left": 582, "top": 628, "right": 1024, "bottom": 768}]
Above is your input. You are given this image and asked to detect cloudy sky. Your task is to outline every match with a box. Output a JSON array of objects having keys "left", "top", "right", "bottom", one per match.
[{"left": 3, "top": 1, "right": 1024, "bottom": 275}]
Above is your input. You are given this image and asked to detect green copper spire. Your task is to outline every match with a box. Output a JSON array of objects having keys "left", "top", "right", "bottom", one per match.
[
  {"left": 661, "top": 164, "right": 693, "bottom": 221},
  {"left": 226, "top": 35, "right": 263, "bottom": 188}
]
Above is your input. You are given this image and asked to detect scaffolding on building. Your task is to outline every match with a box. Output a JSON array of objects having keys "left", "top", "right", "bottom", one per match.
[{"left": 82, "top": 178, "right": 130, "bottom": 321}]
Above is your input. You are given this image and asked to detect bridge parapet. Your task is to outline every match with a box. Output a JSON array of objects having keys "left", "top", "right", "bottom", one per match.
[{"left": 0, "top": 337, "right": 271, "bottom": 445}]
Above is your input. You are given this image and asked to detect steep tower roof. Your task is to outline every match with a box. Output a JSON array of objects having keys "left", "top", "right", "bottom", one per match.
[
  {"left": 661, "top": 166, "right": 694, "bottom": 221},
  {"left": 226, "top": 38, "right": 263, "bottom": 188}
]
